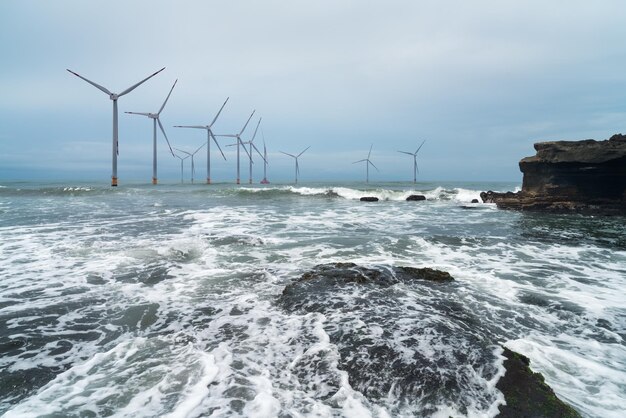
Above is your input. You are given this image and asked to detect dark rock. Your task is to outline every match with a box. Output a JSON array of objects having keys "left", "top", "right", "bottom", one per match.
[
  {"left": 360, "top": 196, "right": 379, "bottom": 202},
  {"left": 482, "top": 134, "right": 626, "bottom": 215},
  {"left": 396, "top": 266, "right": 454, "bottom": 282},
  {"left": 497, "top": 347, "right": 581, "bottom": 417},
  {"left": 471, "top": 199, "right": 479, "bottom": 203},
  {"left": 406, "top": 194, "right": 426, "bottom": 201}
]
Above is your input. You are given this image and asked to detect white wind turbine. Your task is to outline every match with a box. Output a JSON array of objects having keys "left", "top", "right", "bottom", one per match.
[
  {"left": 216, "top": 111, "right": 255, "bottom": 184},
  {"left": 173, "top": 153, "right": 190, "bottom": 184},
  {"left": 125, "top": 79, "right": 177, "bottom": 184},
  {"left": 235, "top": 118, "right": 266, "bottom": 184},
  {"left": 280, "top": 146, "right": 310, "bottom": 184},
  {"left": 260, "top": 130, "right": 269, "bottom": 184},
  {"left": 67, "top": 67, "right": 165, "bottom": 186},
  {"left": 353, "top": 144, "right": 378, "bottom": 183},
  {"left": 174, "top": 97, "right": 229, "bottom": 184},
  {"left": 398, "top": 140, "right": 426, "bottom": 183},
  {"left": 175, "top": 143, "right": 206, "bottom": 184}
]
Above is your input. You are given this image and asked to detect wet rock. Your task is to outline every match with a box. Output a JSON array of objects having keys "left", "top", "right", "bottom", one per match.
[
  {"left": 406, "top": 194, "right": 426, "bottom": 201},
  {"left": 360, "top": 196, "right": 379, "bottom": 202},
  {"left": 481, "top": 134, "right": 626, "bottom": 215},
  {"left": 497, "top": 347, "right": 581, "bottom": 417},
  {"left": 471, "top": 199, "right": 479, "bottom": 203},
  {"left": 396, "top": 266, "right": 454, "bottom": 282}
]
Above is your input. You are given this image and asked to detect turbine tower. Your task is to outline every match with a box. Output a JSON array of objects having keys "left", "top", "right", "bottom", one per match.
[
  {"left": 174, "top": 97, "right": 229, "bottom": 184},
  {"left": 125, "top": 79, "right": 177, "bottom": 184},
  {"left": 353, "top": 144, "right": 378, "bottom": 183},
  {"left": 216, "top": 111, "right": 255, "bottom": 184},
  {"left": 175, "top": 143, "right": 206, "bottom": 184},
  {"left": 260, "top": 131, "right": 269, "bottom": 184},
  {"left": 67, "top": 67, "right": 165, "bottom": 186},
  {"left": 173, "top": 153, "right": 190, "bottom": 184},
  {"left": 398, "top": 140, "right": 426, "bottom": 183},
  {"left": 280, "top": 146, "right": 310, "bottom": 184},
  {"left": 236, "top": 118, "right": 266, "bottom": 184}
]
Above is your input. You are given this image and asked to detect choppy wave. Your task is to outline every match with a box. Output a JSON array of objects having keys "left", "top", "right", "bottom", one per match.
[{"left": 1, "top": 181, "right": 624, "bottom": 417}]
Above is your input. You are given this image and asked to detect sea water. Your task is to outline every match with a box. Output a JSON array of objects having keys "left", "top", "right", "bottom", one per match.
[{"left": 0, "top": 181, "right": 624, "bottom": 417}]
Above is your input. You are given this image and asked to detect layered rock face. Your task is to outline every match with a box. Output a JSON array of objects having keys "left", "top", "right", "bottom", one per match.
[{"left": 481, "top": 134, "right": 626, "bottom": 214}]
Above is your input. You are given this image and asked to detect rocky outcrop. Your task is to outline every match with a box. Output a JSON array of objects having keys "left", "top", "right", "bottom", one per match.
[
  {"left": 360, "top": 196, "right": 379, "bottom": 202},
  {"left": 497, "top": 347, "right": 581, "bottom": 418},
  {"left": 406, "top": 194, "right": 426, "bottom": 201},
  {"left": 481, "top": 134, "right": 626, "bottom": 214}
]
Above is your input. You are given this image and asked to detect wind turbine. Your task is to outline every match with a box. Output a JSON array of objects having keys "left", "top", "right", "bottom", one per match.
[
  {"left": 260, "top": 130, "right": 269, "bottom": 184},
  {"left": 216, "top": 111, "right": 255, "bottom": 184},
  {"left": 174, "top": 98, "right": 229, "bottom": 184},
  {"left": 353, "top": 144, "right": 378, "bottom": 183},
  {"left": 280, "top": 146, "right": 310, "bottom": 184},
  {"left": 236, "top": 118, "right": 266, "bottom": 184},
  {"left": 398, "top": 140, "right": 426, "bottom": 183},
  {"left": 125, "top": 79, "right": 177, "bottom": 184},
  {"left": 66, "top": 67, "right": 165, "bottom": 186},
  {"left": 175, "top": 143, "right": 206, "bottom": 184},
  {"left": 173, "top": 153, "right": 190, "bottom": 184}
]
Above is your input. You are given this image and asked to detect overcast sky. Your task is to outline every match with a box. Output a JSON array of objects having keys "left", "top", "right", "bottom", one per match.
[{"left": 1, "top": 0, "right": 625, "bottom": 183}]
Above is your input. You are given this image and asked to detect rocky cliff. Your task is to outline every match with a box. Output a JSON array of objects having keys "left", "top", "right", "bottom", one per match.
[{"left": 481, "top": 134, "right": 626, "bottom": 214}]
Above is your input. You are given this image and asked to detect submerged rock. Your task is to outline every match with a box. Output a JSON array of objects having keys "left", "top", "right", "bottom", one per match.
[
  {"left": 360, "top": 196, "right": 379, "bottom": 202},
  {"left": 406, "top": 194, "right": 426, "bottom": 201},
  {"left": 471, "top": 198, "right": 480, "bottom": 203},
  {"left": 497, "top": 347, "right": 581, "bottom": 418},
  {"left": 482, "top": 134, "right": 626, "bottom": 215}
]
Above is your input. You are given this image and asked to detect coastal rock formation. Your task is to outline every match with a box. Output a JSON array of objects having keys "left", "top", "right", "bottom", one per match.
[
  {"left": 481, "top": 134, "right": 626, "bottom": 214},
  {"left": 360, "top": 196, "right": 379, "bottom": 202},
  {"left": 497, "top": 347, "right": 581, "bottom": 418},
  {"left": 406, "top": 194, "right": 426, "bottom": 201}
]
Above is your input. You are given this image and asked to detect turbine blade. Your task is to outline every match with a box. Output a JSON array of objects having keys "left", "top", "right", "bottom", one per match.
[
  {"left": 210, "top": 131, "right": 227, "bottom": 161},
  {"left": 252, "top": 143, "right": 266, "bottom": 163},
  {"left": 210, "top": 97, "right": 229, "bottom": 127},
  {"left": 353, "top": 159, "right": 366, "bottom": 164},
  {"left": 66, "top": 69, "right": 111, "bottom": 95},
  {"left": 250, "top": 118, "right": 262, "bottom": 143},
  {"left": 125, "top": 111, "right": 151, "bottom": 116},
  {"left": 369, "top": 160, "right": 379, "bottom": 171},
  {"left": 174, "top": 148, "right": 191, "bottom": 156},
  {"left": 368, "top": 144, "right": 373, "bottom": 159},
  {"left": 398, "top": 150, "right": 413, "bottom": 155},
  {"left": 298, "top": 146, "right": 310, "bottom": 157},
  {"left": 193, "top": 142, "right": 206, "bottom": 155},
  {"left": 118, "top": 67, "right": 165, "bottom": 97},
  {"left": 174, "top": 125, "right": 207, "bottom": 129},
  {"left": 415, "top": 139, "right": 426, "bottom": 154},
  {"left": 280, "top": 151, "right": 296, "bottom": 158},
  {"left": 157, "top": 119, "right": 175, "bottom": 156},
  {"left": 158, "top": 79, "right": 177, "bottom": 115},
  {"left": 240, "top": 138, "right": 252, "bottom": 159},
  {"left": 239, "top": 110, "right": 255, "bottom": 135}
]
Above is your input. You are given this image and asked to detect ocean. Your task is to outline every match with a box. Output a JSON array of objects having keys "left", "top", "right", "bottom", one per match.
[{"left": 0, "top": 181, "right": 624, "bottom": 417}]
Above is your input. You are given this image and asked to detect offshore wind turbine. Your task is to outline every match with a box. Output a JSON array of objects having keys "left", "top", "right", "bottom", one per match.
[
  {"left": 125, "top": 79, "right": 177, "bottom": 184},
  {"left": 398, "top": 140, "right": 426, "bottom": 183},
  {"left": 175, "top": 143, "right": 206, "bottom": 184},
  {"left": 174, "top": 97, "right": 229, "bottom": 184},
  {"left": 216, "top": 111, "right": 255, "bottom": 184},
  {"left": 353, "top": 144, "right": 378, "bottom": 183},
  {"left": 280, "top": 146, "right": 310, "bottom": 184},
  {"left": 173, "top": 153, "right": 190, "bottom": 184},
  {"left": 237, "top": 118, "right": 266, "bottom": 184},
  {"left": 66, "top": 67, "right": 165, "bottom": 186},
  {"left": 260, "top": 130, "right": 269, "bottom": 184}
]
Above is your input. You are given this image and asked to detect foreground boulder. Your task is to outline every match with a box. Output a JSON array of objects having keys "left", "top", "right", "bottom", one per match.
[
  {"left": 482, "top": 134, "right": 626, "bottom": 214},
  {"left": 497, "top": 347, "right": 581, "bottom": 418},
  {"left": 360, "top": 196, "right": 379, "bottom": 202}
]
